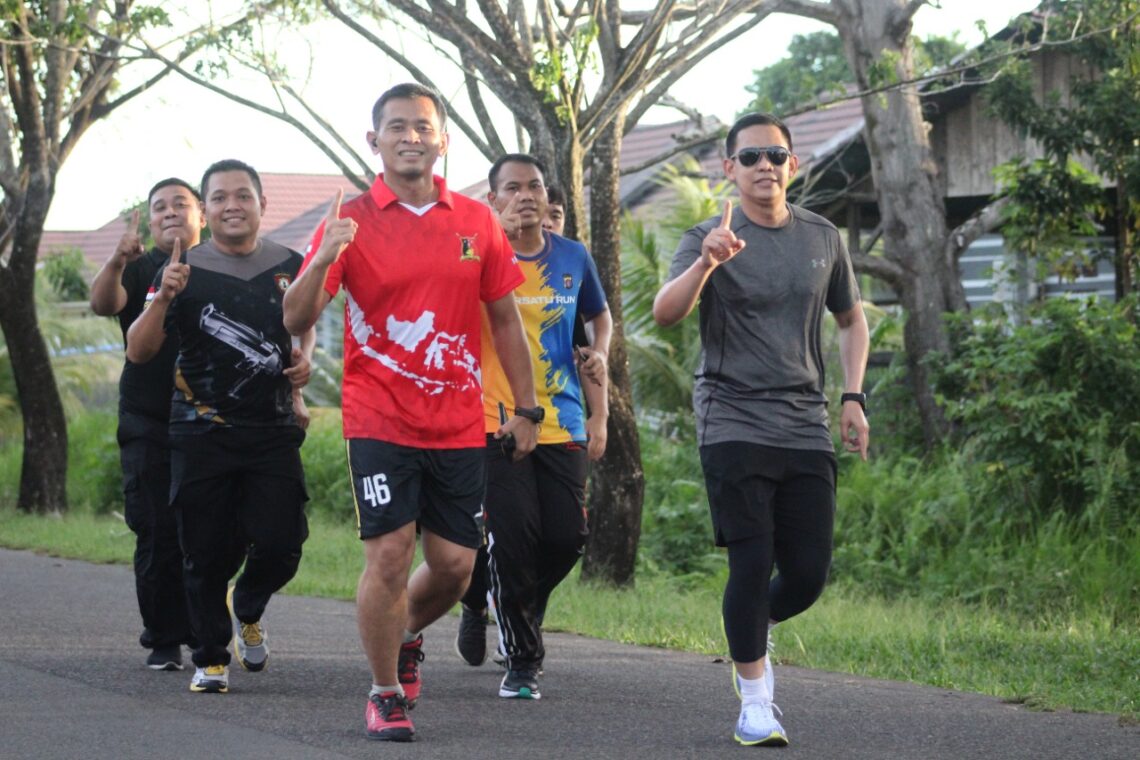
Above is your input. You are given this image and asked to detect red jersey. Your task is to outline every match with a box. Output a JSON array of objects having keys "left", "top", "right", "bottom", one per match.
[{"left": 302, "top": 175, "right": 523, "bottom": 448}]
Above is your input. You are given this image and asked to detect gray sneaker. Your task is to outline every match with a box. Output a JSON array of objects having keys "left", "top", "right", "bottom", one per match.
[
  {"left": 227, "top": 586, "right": 268, "bottom": 672},
  {"left": 499, "top": 668, "right": 541, "bottom": 699}
]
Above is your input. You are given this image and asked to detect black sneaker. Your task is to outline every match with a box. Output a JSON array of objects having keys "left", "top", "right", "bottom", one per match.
[
  {"left": 146, "top": 645, "right": 183, "bottom": 671},
  {"left": 455, "top": 605, "right": 489, "bottom": 666},
  {"left": 499, "top": 668, "right": 541, "bottom": 700}
]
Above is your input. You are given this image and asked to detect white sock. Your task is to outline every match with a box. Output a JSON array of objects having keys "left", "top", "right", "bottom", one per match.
[
  {"left": 738, "top": 674, "right": 769, "bottom": 705},
  {"left": 402, "top": 630, "right": 420, "bottom": 644},
  {"left": 370, "top": 683, "right": 404, "bottom": 697}
]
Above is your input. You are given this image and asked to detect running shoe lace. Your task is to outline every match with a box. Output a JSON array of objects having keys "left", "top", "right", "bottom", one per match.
[{"left": 241, "top": 622, "right": 263, "bottom": 646}]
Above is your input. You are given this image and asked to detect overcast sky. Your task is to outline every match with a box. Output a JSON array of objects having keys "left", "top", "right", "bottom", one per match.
[{"left": 46, "top": 1, "right": 1039, "bottom": 231}]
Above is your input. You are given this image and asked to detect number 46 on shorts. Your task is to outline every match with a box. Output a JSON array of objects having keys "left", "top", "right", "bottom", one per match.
[{"left": 361, "top": 473, "right": 391, "bottom": 508}]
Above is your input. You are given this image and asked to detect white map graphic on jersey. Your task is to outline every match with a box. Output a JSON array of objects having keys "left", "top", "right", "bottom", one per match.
[{"left": 345, "top": 289, "right": 480, "bottom": 395}]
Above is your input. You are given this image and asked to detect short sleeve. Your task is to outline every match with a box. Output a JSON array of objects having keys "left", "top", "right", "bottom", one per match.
[
  {"left": 480, "top": 218, "right": 525, "bottom": 303},
  {"left": 578, "top": 250, "right": 607, "bottom": 319},
  {"left": 825, "top": 231, "right": 860, "bottom": 314}
]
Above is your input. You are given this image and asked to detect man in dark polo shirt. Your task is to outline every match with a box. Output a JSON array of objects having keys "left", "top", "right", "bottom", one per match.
[{"left": 90, "top": 178, "right": 204, "bottom": 671}]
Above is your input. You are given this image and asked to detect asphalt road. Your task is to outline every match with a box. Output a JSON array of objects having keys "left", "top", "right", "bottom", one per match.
[{"left": 1, "top": 548, "right": 1136, "bottom": 759}]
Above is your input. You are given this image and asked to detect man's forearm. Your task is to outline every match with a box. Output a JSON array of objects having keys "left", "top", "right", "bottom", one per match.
[
  {"left": 89, "top": 259, "right": 127, "bottom": 316},
  {"left": 283, "top": 264, "right": 333, "bottom": 335},
  {"left": 125, "top": 301, "right": 170, "bottom": 364},
  {"left": 837, "top": 312, "right": 870, "bottom": 393},
  {"left": 653, "top": 259, "right": 712, "bottom": 327}
]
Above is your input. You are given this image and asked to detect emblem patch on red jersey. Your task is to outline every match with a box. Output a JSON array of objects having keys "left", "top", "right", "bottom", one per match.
[
  {"left": 458, "top": 234, "right": 480, "bottom": 262},
  {"left": 274, "top": 273, "right": 292, "bottom": 293}
]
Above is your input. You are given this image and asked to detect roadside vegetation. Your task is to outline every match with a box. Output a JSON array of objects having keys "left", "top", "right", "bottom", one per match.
[{"left": 2, "top": 181, "right": 1137, "bottom": 721}]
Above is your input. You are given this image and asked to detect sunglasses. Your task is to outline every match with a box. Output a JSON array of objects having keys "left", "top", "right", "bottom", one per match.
[{"left": 731, "top": 146, "right": 791, "bottom": 167}]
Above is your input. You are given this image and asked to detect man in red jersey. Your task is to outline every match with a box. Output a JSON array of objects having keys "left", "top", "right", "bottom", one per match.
[{"left": 284, "top": 83, "right": 539, "bottom": 743}]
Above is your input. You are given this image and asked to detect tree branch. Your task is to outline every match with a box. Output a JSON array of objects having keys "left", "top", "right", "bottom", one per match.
[
  {"left": 946, "top": 196, "right": 1010, "bottom": 263},
  {"left": 851, "top": 249, "right": 905, "bottom": 287},
  {"left": 626, "top": 5, "right": 772, "bottom": 128},
  {"left": 774, "top": 0, "right": 839, "bottom": 25}
]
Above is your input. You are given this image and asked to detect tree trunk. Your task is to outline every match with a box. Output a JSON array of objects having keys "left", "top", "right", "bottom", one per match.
[
  {"left": 0, "top": 185, "right": 69, "bottom": 514},
  {"left": 580, "top": 112, "right": 644, "bottom": 586},
  {"left": 1114, "top": 179, "right": 1134, "bottom": 298},
  {"left": 839, "top": 0, "right": 955, "bottom": 447}
]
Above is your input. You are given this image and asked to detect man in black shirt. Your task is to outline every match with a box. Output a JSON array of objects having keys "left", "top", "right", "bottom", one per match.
[
  {"left": 90, "top": 178, "right": 204, "bottom": 671},
  {"left": 127, "top": 159, "right": 315, "bottom": 694}
]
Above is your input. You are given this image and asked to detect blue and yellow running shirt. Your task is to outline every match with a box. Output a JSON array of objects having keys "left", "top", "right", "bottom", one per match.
[{"left": 481, "top": 232, "right": 607, "bottom": 444}]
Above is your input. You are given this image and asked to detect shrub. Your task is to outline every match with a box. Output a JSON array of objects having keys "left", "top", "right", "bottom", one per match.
[{"left": 934, "top": 296, "right": 1140, "bottom": 525}]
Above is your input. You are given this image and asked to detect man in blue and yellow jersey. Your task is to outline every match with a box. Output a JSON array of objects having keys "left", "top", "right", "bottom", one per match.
[{"left": 456, "top": 153, "right": 611, "bottom": 700}]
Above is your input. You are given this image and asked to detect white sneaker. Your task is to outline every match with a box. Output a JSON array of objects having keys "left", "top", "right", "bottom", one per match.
[
  {"left": 734, "top": 700, "right": 788, "bottom": 746},
  {"left": 189, "top": 664, "right": 229, "bottom": 693}
]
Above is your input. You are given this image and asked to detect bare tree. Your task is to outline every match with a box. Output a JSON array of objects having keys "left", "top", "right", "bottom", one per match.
[
  {"left": 157, "top": 0, "right": 790, "bottom": 583},
  {"left": 0, "top": 2, "right": 252, "bottom": 513}
]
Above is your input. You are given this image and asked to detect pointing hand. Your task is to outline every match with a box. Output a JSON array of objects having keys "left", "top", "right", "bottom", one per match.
[
  {"left": 158, "top": 237, "right": 189, "bottom": 303},
  {"left": 115, "top": 209, "right": 145, "bottom": 265},
  {"left": 316, "top": 189, "right": 357, "bottom": 265},
  {"left": 700, "top": 200, "right": 746, "bottom": 268}
]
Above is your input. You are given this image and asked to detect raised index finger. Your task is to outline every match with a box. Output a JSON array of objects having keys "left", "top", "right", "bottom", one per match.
[
  {"left": 719, "top": 200, "right": 733, "bottom": 230},
  {"left": 327, "top": 189, "right": 343, "bottom": 222},
  {"left": 171, "top": 236, "right": 182, "bottom": 265},
  {"left": 129, "top": 208, "right": 140, "bottom": 231}
]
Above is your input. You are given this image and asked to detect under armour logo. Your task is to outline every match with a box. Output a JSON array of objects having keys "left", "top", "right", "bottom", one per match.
[{"left": 811, "top": 259, "right": 826, "bottom": 269}]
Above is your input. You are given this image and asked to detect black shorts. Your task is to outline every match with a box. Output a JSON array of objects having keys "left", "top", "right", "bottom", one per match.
[
  {"left": 347, "top": 438, "right": 485, "bottom": 548},
  {"left": 699, "top": 442, "right": 836, "bottom": 547}
]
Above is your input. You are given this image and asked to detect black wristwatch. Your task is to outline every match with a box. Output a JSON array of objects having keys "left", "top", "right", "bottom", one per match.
[
  {"left": 514, "top": 405, "right": 545, "bottom": 424},
  {"left": 841, "top": 392, "right": 867, "bottom": 412}
]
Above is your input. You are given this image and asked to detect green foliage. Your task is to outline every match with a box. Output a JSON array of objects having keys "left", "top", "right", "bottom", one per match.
[
  {"left": 993, "top": 156, "right": 1107, "bottom": 282},
  {"left": 934, "top": 296, "right": 1140, "bottom": 525},
  {"left": 984, "top": 0, "right": 1140, "bottom": 293},
  {"left": 636, "top": 418, "right": 720, "bottom": 581},
  {"left": 42, "top": 248, "right": 91, "bottom": 302},
  {"left": 530, "top": 18, "right": 599, "bottom": 124},
  {"left": 744, "top": 31, "right": 965, "bottom": 114},
  {"left": 299, "top": 407, "right": 353, "bottom": 524},
  {"left": 65, "top": 408, "right": 123, "bottom": 513}
]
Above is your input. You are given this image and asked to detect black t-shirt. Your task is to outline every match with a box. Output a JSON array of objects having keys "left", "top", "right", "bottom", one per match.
[
  {"left": 117, "top": 248, "right": 178, "bottom": 420},
  {"left": 150, "top": 239, "right": 303, "bottom": 433}
]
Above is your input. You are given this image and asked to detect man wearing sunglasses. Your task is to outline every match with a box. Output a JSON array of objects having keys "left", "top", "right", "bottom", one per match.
[{"left": 653, "top": 113, "right": 870, "bottom": 747}]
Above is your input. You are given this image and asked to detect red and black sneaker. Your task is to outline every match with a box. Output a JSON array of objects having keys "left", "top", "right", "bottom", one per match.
[
  {"left": 365, "top": 692, "right": 415, "bottom": 742},
  {"left": 398, "top": 634, "right": 425, "bottom": 707}
]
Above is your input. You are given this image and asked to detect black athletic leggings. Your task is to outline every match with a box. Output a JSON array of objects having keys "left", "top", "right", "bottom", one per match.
[{"left": 702, "top": 443, "right": 836, "bottom": 664}]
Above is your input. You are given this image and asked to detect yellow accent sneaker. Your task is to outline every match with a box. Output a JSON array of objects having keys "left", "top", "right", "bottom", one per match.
[
  {"left": 189, "top": 664, "right": 229, "bottom": 693},
  {"left": 227, "top": 586, "right": 268, "bottom": 672}
]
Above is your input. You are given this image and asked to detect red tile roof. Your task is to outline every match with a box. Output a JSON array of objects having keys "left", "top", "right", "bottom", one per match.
[{"left": 41, "top": 172, "right": 366, "bottom": 268}]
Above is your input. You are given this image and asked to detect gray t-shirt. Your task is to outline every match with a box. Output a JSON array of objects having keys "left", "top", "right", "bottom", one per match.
[{"left": 665, "top": 203, "right": 860, "bottom": 451}]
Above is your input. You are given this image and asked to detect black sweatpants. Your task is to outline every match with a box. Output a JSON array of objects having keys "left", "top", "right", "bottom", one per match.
[
  {"left": 118, "top": 412, "right": 192, "bottom": 650},
  {"left": 170, "top": 427, "right": 308, "bottom": 669},
  {"left": 480, "top": 439, "right": 588, "bottom": 671}
]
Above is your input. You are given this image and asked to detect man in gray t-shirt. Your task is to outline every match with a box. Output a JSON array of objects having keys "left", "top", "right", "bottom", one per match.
[{"left": 654, "top": 113, "right": 870, "bottom": 748}]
